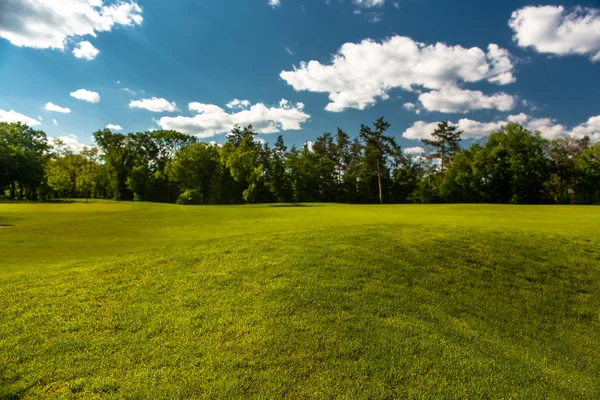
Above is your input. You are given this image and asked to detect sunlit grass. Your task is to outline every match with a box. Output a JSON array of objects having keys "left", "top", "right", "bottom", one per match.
[{"left": 1, "top": 202, "right": 599, "bottom": 398}]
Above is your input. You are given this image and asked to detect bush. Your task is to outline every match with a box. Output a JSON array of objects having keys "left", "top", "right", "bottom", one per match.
[{"left": 176, "top": 189, "right": 203, "bottom": 205}]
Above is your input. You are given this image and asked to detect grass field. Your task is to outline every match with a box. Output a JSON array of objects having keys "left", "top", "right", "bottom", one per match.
[{"left": 1, "top": 201, "right": 600, "bottom": 398}]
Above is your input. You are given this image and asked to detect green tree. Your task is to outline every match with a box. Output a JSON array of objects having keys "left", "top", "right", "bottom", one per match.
[
  {"left": 483, "top": 123, "right": 550, "bottom": 204},
  {"left": 545, "top": 136, "right": 590, "bottom": 204},
  {"left": 265, "top": 135, "right": 293, "bottom": 202},
  {"left": 0, "top": 122, "right": 49, "bottom": 199},
  {"left": 359, "top": 117, "right": 396, "bottom": 204},
  {"left": 221, "top": 125, "right": 263, "bottom": 203},
  {"left": 168, "top": 142, "right": 224, "bottom": 204},
  {"left": 422, "top": 121, "right": 463, "bottom": 174},
  {"left": 575, "top": 142, "right": 600, "bottom": 204}
]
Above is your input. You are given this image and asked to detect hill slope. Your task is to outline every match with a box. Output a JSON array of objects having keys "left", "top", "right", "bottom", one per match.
[{"left": 1, "top": 202, "right": 599, "bottom": 398}]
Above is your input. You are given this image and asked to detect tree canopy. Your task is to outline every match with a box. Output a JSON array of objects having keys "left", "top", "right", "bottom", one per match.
[{"left": 1, "top": 119, "right": 599, "bottom": 205}]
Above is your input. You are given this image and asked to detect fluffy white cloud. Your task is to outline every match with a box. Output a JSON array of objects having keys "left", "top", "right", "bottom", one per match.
[
  {"left": 403, "top": 120, "right": 504, "bottom": 141},
  {"left": 418, "top": 86, "right": 516, "bottom": 113},
  {"left": 158, "top": 99, "right": 310, "bottom": 138},
  {"left": 45, "top": 102, "right": 71, "bottom": 113},
  {"left": 0, "top": 0, "right": 143, "bottom": 55},
  {"left": 507, "top": 113, "right": 529, "bottom": 124},
  {"left": 106, "top": 124, "right": 123, "bottom": 131},
  {"left": 403, "top": 113, "right": 600, "bottom": 142},
  {"left": 189, "top": 103, "right": 225, "bottom": 114},
  {"left": 403, "top": 102, "right": 416, "bottom": 110},
  {"left": 269, "top": 0, "right": 281, "bottom": 8},
  {"left": 50, "top": 134, "right": 90, "bottom": 153},
  {"left": 571, "top": 116, "right": 600, "bottom": 137},
  {"left": 72, "top": 41, "right": 99, "bottom": 60},
  {"left": 404, "top": 146, "right": 425, "bottom": 155},
  {"left": 129, "top": 97, "right": 177, "bottom": 112},
  {"left": 509, "top": 6, "right": 600, "bottom": 61},
  {"left": 226, "top": 99, "right": 251, "bottom": 109},
  {"left": 527, "top": 117, "right": 565, "bottom": 139},
  {"left": 0, "top": 109, "right": 41, "bottom": 126},
  {"left": 280, "top": 36, "right": 515, "bottom": 112},
  {"left": 353, "top": 0, "right": 385, "bottom": 7},
  {"left": 403, "top": 116, "right": 531, "bottom": 141},
  {"left": 70, "top": 89, "right": 100, "bottom": 103}
]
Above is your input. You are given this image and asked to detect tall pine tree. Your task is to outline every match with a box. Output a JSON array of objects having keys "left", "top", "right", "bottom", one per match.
[
  {"left": 422, "top": 121, "right": 463, "bottom": 174},
  {"left": 359, "top": 117, "right": 396, "bottom": 204}
]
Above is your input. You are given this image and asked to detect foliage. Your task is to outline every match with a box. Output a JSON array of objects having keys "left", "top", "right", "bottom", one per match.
[
  {"left": 1, "top": 120, "right": 599, "bottom": 204},
  {"left": 421, "top": 120, "right": 463, "bottom": 174}
]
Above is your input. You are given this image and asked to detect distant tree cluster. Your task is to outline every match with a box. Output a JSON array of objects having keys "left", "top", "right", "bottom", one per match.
[{"left": 1, "top": 119, "right": 599, "bottom": 205}]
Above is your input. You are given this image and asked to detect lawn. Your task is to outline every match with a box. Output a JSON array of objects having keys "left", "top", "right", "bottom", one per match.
[{"left": 1, "top": 202, "right": 599, "bottom": 398}]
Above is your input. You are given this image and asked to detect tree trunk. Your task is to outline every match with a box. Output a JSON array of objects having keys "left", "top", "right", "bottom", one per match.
[
  {"left": 377, "top": 159, "right": 383, "bottom": 204},
  {"left": 441, "top": 147, "right": 445, "bottom": 175}
]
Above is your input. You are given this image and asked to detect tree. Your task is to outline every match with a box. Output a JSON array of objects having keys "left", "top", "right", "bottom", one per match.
[
  {"left": 167, "top": 142, "right": 224, "bottom": 205},
  {"left": 0, "top": 122, "right": 49, "bottom": 200},
  {"left": 545, "top": 136, "right": 590, "bottom": 204},
  {"left": 93, "top": 129, "right": 140, "bottom": 200},
  {"left": 359, "top": 117, "right": 396, "bottom": 204},
  {"left": 265, "top": 135, "right": 293, "bottom": 202},
  {"left": 422, "top": 121, "right": 463, "bottom": 174},
  {"left": 221, "top": 125, "right": 263, "bottom": 203},
  {"left": 484, "top": 123, "right": 550, "bottom": 204},
  {"left": 575, "top": 142, "right": 600, "bottom": 204}
]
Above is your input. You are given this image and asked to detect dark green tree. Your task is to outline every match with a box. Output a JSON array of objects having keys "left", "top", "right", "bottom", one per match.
[
  {"left": 422, "top": 121, "right": 463, "bottom": 174},
  {"left": 359, "top": 117, "right": 396, "bottom": 204}
]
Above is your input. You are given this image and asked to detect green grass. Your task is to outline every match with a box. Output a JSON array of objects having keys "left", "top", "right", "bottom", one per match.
[{"left": 1, "top": 202, "right": 599, "bottom": 398}]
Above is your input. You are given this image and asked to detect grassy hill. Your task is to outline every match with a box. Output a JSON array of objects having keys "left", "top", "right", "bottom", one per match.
[{"left": 1, "top": 202, "right": 599, "bottom": 398}]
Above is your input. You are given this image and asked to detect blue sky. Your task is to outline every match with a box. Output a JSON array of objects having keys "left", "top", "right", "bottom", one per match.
[{"left": 1, "top": 0, "right": 599, "bottom": 151}]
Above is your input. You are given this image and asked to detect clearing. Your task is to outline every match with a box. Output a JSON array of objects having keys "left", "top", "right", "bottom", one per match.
[{"left": 1, "top": 202, "right": 599, "bottom": 398}]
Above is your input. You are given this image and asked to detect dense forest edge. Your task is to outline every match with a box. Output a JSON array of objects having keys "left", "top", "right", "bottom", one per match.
[{"left": 1, "top": 119, "right": 599, "bottom": 205}]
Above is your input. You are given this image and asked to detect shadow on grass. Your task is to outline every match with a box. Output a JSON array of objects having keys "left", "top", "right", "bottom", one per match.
[
  {"left": 268, "top": 204, "right": 311, "bottom": 208},
  {"left": 0, "top": 366, "right": 27, "bottom": 399},
  {"left": 0, "top": 199, "right": 80, "bottom": 204}
]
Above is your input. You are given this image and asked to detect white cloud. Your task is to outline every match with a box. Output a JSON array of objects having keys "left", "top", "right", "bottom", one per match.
[
  {"left": 70, "top": 89, "right": 100, "bottom": 103},
  {"left": 507, "top": 113, "right": 529, "bottom": 123},
  {"left": 226, "top": 99, "right": 251, "bottom": 109},
  {"left": 50, "top": 134, "right": 89, "bottom": 153},
  {"left": 189, "top": 103, "right": 225, "bottom": 114},
  {"left": 45, "top": 102, "right": 71, "bottom": 114},
  {"left": 571, "top": 116, "right": 600, "bottom": 142},
  {"left": 280, "top": 36, "right": 515, "bottom": 112},
  {"left": 0, "top": 0, "right": 143, "bottom": 56},
  {"left": 0, "top": 109, "right": 41, "bottom": 126},
  {"left": 53, "top": 119, "right": 58, "bottom": 126},
  {"left": 284, "top": 45, "right": 294, "bottom": 56},
  {"left": 158, "top": 99, "right": 310, "bottom": 138},
  {"left": 403, "top": 113, "right": 600, "bottom": 142},
  {"left": 404, "top": 146, "right": 425, "bottom": 155},
  {"left": 353, "top": 0, "right": 385, "bottom": 7},
  {"left": 129, "top": 97, "right": 177, "bottom": 112},
  {"left": 106, "top": 124, "right": 123, "bottom": 131},
  {"left": 403, "top": 117, "right": 519, "bottom": 141},
  {"left": 403, "top": 102, "right": 416, "bottom": 110},
  {"left": 527, "top": 117, "right": 565, "bottom": 139},
  {"left": 269, "top": 0, "right": 281, "bottom": 8},
  {"left": 509, "top": 6, "right": 600, "bottom": 61},
  {"left": 72, "top": 41, "right": 99, "bottom": 60},
  {"left": 418, "top": 86, "right": 516, "bottom": 113}
]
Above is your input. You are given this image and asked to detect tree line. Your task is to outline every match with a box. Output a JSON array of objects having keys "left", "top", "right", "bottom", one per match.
[{"left": 1, "top": 119, "right": 599, "bottom": 205}]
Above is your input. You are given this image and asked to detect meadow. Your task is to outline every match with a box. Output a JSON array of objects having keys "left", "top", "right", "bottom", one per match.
[{"left": 1, "top": 201, "right": 600, "bottom": 398}]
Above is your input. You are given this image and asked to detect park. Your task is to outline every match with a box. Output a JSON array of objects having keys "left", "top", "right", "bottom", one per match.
[{"left": 1, "top": 201, "right": 599, "bottom": 398}]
